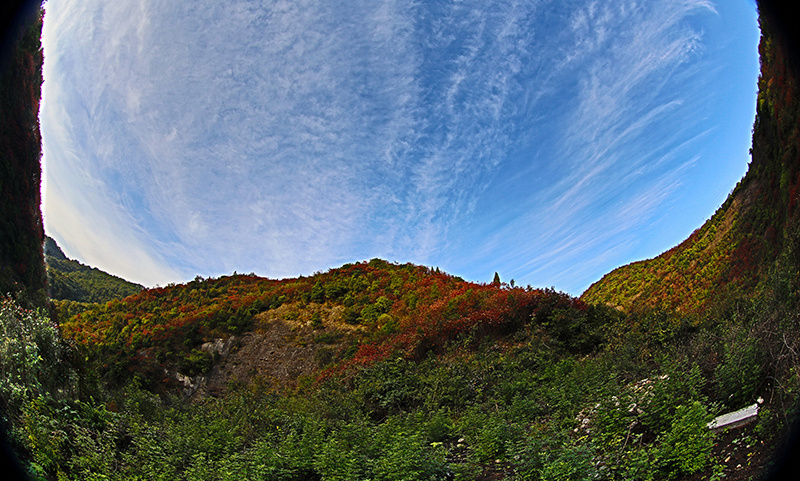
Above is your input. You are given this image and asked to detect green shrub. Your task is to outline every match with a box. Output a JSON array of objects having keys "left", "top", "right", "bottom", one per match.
[
  {"left": 456, "top": 408, "right": 523, "bottom": 463},
  {"left": 714, "top": 329, "right": 765, "bottom": 409},
  {"left": 591, "top": 392, "right": 635, "bottom": 450},
  {"left": 313, "top": 423, "right": 375, "bottom": 480},
  {"left": 508, "top": 429, "right": 546, "bottom": 480},
  {"left": 655, "top": 401, "right": 713, "bottom": 479},
  {"left": 543, "top": 306, "right": 607, "bottom": 354},
  {"left": 311, "top": 311, "right": 323, "bottom": 329},
  {"left": 539, "top": 442, "right": 599, "bottom": 481},
  {"left": 639, "top": 362, "right": 705, "bottom": 434},
  {"left": 314, "top": 347, "right": 336, "bottom": 368},
  {"left": 20, "top": 397, "right": 67, "bottom": 477},
  {"left": 178, "top": 349, "right": 212, "bottom": 377},
  {"left": 0, "top": 297, "right": 74, "bottom": 409},
  {"left": 239, "top": 434, "right": 321, "bottom": 481},
  {"left": 372, "top": 432, "right": 450, "bottom": 481},
  {"left": 344, "top": 306, "right": 361, "bottom": 324},
  {"left": 356, "top": 359, "right": 424, "bottom": 418},
  {"left": 422, "top": 409, "right": 454, "bottom": 443},
  {"left": 314, "top": 331, "right": 344, "bottom": 344},
  {"left": 420, "top": 362, "right": 477, "bottom": 410}
]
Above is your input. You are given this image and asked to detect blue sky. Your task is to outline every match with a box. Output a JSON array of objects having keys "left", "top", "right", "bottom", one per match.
[{"left": 40, "top": 0, "right": 760, "bottom": 294}]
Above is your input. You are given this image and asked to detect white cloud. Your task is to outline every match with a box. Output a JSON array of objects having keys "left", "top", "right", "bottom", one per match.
[
  {"left": 441, "top": 0, "right": 722, "bottom": 292},
  {"left": 40, "top": 0, "right": 755, "bottom": 294}
]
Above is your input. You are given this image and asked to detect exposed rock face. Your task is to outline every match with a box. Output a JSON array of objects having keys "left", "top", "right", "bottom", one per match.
[
  {"left": 179, "top": 302, "right": 358, "bottom": 399},
  {"left": 200, "top": 336, "right": 237, "bottom": 358}
]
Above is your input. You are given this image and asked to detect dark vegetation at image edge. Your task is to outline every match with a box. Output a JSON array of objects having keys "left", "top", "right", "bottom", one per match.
[
  {"left": 2, "top": 1, "right": 800, "bottom": 480},
  {"left": 0, "top": 4, "right": 45, "bottom": 309}
]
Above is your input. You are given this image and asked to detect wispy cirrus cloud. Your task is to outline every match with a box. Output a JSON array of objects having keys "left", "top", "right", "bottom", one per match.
[
  {"left": 41, "top": 0, "right": 757, "bottom": 293},
  {"left": 444, "top": 0, "right": 722, "bottom": 292}
]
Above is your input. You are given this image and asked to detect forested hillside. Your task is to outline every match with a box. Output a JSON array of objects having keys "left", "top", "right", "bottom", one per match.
[
  {"left": 58, "top": 260, "right": 594, "bottom": 393},
  {"left": 44, "top": 236, "right": 143, "bottom": 305},
  {"left": 582, "top": 7, "right": 800, "bottom": 314}
]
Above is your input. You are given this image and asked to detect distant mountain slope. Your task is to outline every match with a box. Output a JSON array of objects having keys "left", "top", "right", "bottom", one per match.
[
  {"left": 45, "top": 235, "right": 144, "bottom": 303},
  {"left": 582, "top": 10, "right": 800, "bottom": 313}
]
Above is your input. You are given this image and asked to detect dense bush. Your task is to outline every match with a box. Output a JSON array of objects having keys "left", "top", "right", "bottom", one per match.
[
  {"left": 654, "top": 401, "right": 714, "bottom": 479},
  {"left": 0, "top": 297, "right": 74, "bottom": 411}
]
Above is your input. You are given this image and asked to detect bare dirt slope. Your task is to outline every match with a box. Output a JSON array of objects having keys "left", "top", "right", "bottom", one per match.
[{"left": 178, "top": 302, "right": 359, "bottom": 398}]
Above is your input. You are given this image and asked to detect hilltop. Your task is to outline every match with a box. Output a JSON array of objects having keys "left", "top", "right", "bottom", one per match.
[{"left": 59, "top": 259, "right": 589, "bottom": 394}]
